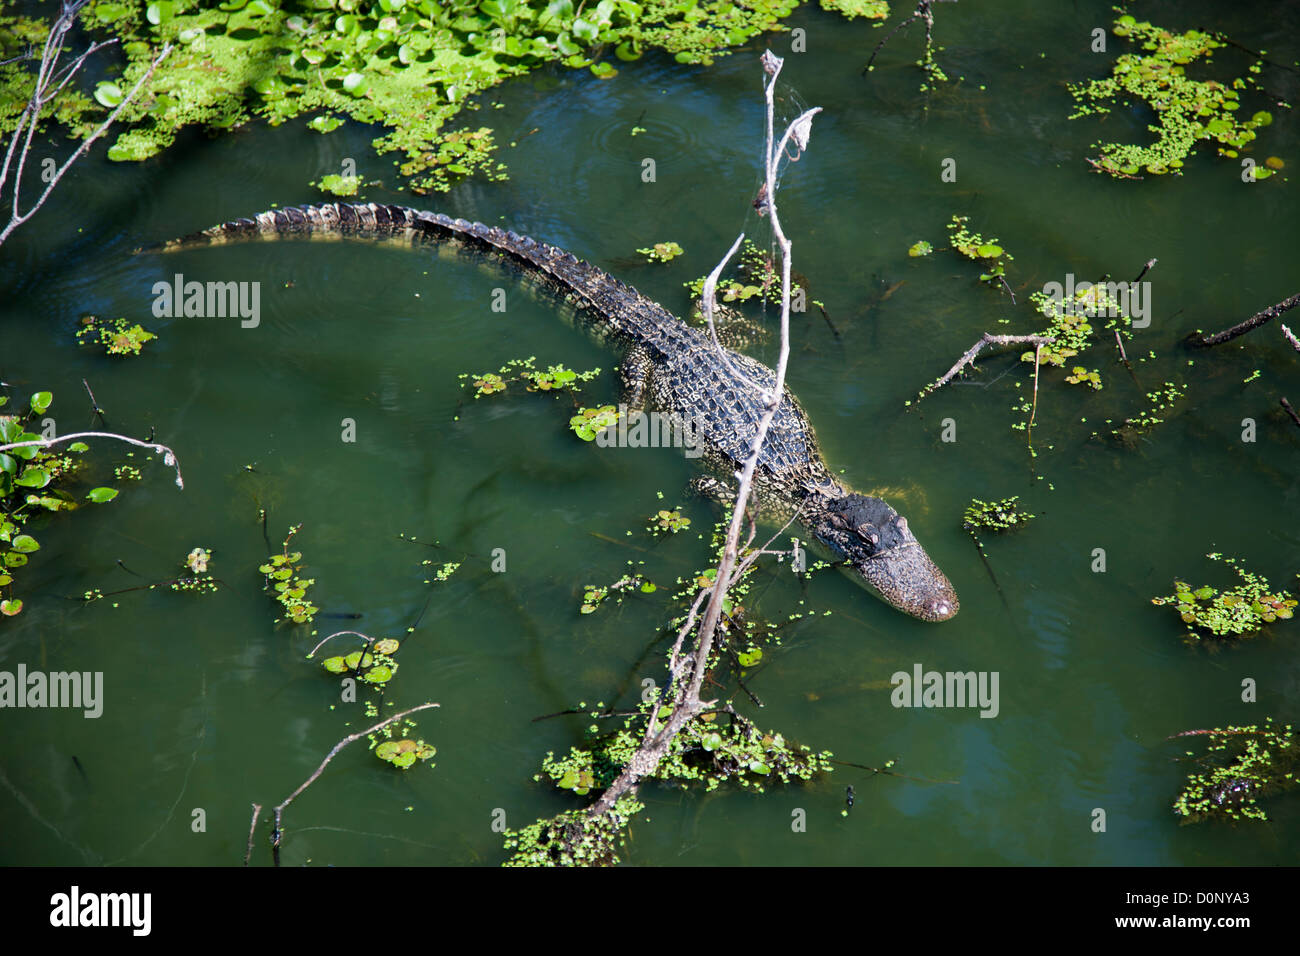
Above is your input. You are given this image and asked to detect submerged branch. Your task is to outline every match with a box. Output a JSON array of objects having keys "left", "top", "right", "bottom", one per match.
[
  {"left": 266, "top": 702, "right": 439, "bottom": 863},
  {"left": 1186, "top": 291, "right": 1300, "bottom": 347}
]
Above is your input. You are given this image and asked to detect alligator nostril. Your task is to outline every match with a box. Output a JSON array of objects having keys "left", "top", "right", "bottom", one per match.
[{"left": 926, "top": 597, "right": 957, "bottom": 621}]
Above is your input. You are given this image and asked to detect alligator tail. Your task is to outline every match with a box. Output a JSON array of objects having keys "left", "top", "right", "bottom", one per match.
[{"left": 145, "top": 202, "right": 683, "bottom": 348}]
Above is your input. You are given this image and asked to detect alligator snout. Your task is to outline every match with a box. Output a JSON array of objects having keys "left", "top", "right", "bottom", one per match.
[
  {"left": 813, "top": 492, "right": 960, "bottom": 622},
  {"left": 854, "top": 544, "right": 960, "bottom": 622}
]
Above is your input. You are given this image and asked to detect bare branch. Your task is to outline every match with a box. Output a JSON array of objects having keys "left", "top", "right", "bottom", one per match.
[
  {"left": 0, "top": 430, "right": 184, "bottom": 489},
  {"left": 1281, "top": 398, "right": 1300, "bottom": 431},
  {"left": 1186, "top": 291, "right": 1300, "bottom": 347},
  {"left": 915, "top": 332, "right": 1054, "bottom": 402},
  {"left": 699, "top": 232, "right": 768, "bottom": 390},
  {"left": 1282, "top": 324, "right": 1300, "bottom": 353},
  {"left": 862, "top": 0, "right": 951, "bottom": 75},
  {"left": 588, "top": 51, "right": 820, "bottom": 818},
  {"left": 269, "top": 703, "right": 440, "bottom": 858},
  {"left": 305, "top": 630, "right": 377, "bottom": 658},
  {"left": 244, "top": 804, "right": 262, "bottom": 867}
]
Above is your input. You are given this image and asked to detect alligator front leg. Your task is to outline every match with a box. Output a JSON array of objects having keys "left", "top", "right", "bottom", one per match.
[
  {"left": 688, "top": 474, "right": 736, "bottom": 504},
  {"left": 618, "top": 345, "right": 656, "bottom": 411}
]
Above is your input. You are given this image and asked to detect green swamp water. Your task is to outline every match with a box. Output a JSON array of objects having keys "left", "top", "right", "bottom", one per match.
[{"left": 1, "top": 0, "right": 1298, "bottom": 865}]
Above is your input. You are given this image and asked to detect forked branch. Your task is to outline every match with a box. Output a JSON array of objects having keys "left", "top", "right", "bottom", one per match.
[
  {"left": 588, "top": 51, "right": 820, "bottom": 818},
  {"left": 0, "top": 0, "right": 172, "bottom": 247}
]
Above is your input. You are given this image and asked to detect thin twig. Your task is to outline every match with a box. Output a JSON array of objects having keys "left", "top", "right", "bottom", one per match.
[
  {"left": 967, "top": 531, "right": 1009, "bottom": 609},
  {"left": 700, "top": 232, "right": 767, "bottom": 391},
  {"left": 306, "top": 630, "right": 377, "bottom": 659},
  {"left": 861, "top": 0, "right": 956, "bottom": 75},
  {"left": 830, "top": 758, "right": 959, "bottom": 786},
  {"left": 81, "top": 378, "right": 106, "bottom": 424},
  {"left": 1168, "top": 728, "right": 1273, "bottom": 740},
  {"left": 1026, "top": 342, "right": 1041, "bottom": 453},
  {"left": 1212, "top": 33, "right": 1300, "bottom": 75},
  {"left": 998, "top": 275, "right": 1016, "bottom": 304},
  {"left": 244, "top": 804, "right": 262, "bottom": 866}
]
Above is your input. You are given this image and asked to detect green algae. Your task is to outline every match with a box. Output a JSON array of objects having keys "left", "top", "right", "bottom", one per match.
[
  {"left": 1069, "top": 13, "right": 1277, "bottom": 178},
  {"left": 502, "top": 792, "right": 644, "bottom": 866},
  {"left": 1173, "top": 719, "right": 1298, "bottom": 823},
  {"left": 312, "top": 171, "right": 365, "bottom": 196},
  {"left": 819, "top": 0, "right": 888, "bottom": 21},
  {"left": 961, "top": 496, "right": 1034, "bottom": 536},
  {"left": 1, "top": 0, "right": 833, "bottom": 195},
  {"left": 947, "top": 214, "right": 1012, "bottom": 291},
  {"left": 1151, "top": 553, "right": 1296, "bottom": 642},
  {"left": 535, "top": 699, "right": 832, "bottom": 800},
  {"left": 1022, "top": 281, "right": 1129, "bottom": 373},
  {"left": 636, "top": 240, "right": 683, "bottom": 263},
  {"left": 257, "top": 524, "right": 318, "bottom": 624},
  {"left": 75, "top": 315, "right": 158, "bottom": 356}
]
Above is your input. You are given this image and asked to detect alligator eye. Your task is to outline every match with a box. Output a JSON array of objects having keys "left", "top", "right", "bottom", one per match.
[
  {"left": 894, "top": 516, "right": 908, "bottom": 534},
  {"left": 855, "top": 522, "right": 878, "bottom": 546}
]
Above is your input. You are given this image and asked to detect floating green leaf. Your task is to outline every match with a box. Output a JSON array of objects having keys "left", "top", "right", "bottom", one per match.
[
  {"left": 14, "top": 468, "right": 50, "bottom": 489},
  {"left": 93, "top": 82, "right": 123, "bottom": 108}
]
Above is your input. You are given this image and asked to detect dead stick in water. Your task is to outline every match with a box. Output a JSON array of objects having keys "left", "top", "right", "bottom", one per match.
[
  {"left": 244, "top": 804, "right": 262, "bottom": 866},
  {"left": 82, "top": 379, "right": 106, "bottom": 424},
  {"left": 1281, "top": 398, "right": 1300, "bottom": 430},
  {"left": 268, "top": 702, "right": 439, "bottom": 864},
  {"left": 916, "top": 332, "right": 1053, "bottom": 402},
  {"left": 1186, "top": 291, "right": 1300, "bottom": 347}
]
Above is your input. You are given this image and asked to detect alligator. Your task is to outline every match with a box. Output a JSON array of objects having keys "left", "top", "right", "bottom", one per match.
[{"left": 156, "top": 202, "right": 959, "bottom": 621}]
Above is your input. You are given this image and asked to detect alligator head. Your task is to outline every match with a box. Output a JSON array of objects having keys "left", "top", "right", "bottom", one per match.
[{"left": 808, "top": 492, "right": 958, "bottom": 622}]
